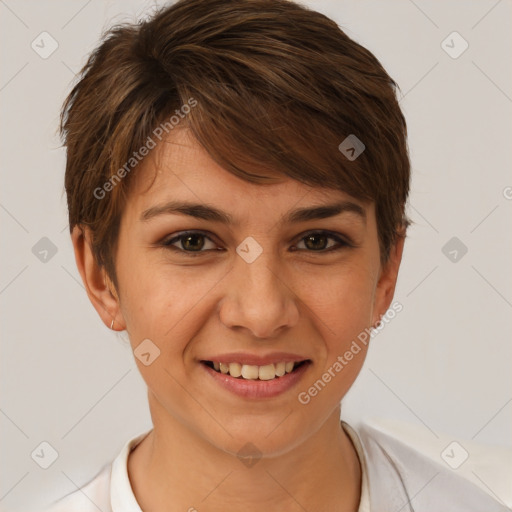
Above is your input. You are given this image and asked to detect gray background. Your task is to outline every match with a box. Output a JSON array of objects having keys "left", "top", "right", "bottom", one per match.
[{"left": 1, "top": 0, "right": 511, "bottom": 510}]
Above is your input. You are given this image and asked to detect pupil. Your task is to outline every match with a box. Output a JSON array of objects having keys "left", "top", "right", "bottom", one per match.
[
  {"left": 183, "top": 234, "right": 204, "bottom": 251},
  {"left": 305, "top": 234, "right": 327, "bottom": 251}
]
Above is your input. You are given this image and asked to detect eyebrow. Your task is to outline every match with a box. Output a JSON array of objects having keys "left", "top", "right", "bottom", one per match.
[{"left": 140, "top": 199, "right": 366, "bottom": 225}]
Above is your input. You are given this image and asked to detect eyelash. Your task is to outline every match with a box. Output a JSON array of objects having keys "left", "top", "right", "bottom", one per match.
[{"left": 161, "top": 230, "right": 353, "bottom": 257}]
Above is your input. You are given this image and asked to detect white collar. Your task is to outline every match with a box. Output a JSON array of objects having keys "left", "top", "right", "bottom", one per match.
[
  {"left": 110, "top": 429, "right": 150, "bottom": 511},
  {"left": 109, "top": 422, "right": 370, "bottom": 511},
  {"left": 342, "top": 421, "right": 372, "bottom": 512}
]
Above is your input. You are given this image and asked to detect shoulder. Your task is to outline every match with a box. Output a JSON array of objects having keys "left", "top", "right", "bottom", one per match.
[
  {"left": 346, "top": 418, "right": 512, "bottom": 512},
  {"left": 41, "top": 464, "right": 112, "bottom": 512},
  {"left": 41, "top": 430, "right": 151, "bottom": 512}
]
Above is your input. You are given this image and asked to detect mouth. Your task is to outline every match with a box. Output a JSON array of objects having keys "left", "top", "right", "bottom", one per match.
[{"left": 200, "top": 359, "right": 310, "bottom": 381}]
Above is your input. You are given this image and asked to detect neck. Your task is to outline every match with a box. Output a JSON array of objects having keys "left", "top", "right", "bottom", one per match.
[{"left": 128, "top": 396, "right": 361, "bottom": 512}]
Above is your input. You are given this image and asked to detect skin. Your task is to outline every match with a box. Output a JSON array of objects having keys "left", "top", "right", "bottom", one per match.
[{"left": 72, "top": 128, "right": 405, "bottom": 512}]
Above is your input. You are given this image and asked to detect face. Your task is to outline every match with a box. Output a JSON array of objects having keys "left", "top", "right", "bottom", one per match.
[{"left": 78, "top": 128, "right": 403, "bottom": 458}]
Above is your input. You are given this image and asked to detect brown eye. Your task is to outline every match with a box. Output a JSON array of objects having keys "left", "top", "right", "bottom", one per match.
[
  {"left": 295, "top": 231, "right": 349, "bottom": 252},
  {"left": 163, "top": 231, "right": 218, "bottom": 254},
  {"left": 304, "top": 233, "right": 329, "bottom": 251},
  {"left": 181, "top": 233, "right": 205, "bottom": 251}
]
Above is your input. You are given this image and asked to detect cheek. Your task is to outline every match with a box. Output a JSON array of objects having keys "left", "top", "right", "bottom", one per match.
[
  {"left": 299, "top": 260, "right": 375, "bottom": 336},
  {"left": 117, "top": 252, "right": 225, "bottom": 347},
  {"left": 298, "top": 261, "right": 375, "bottom": 391},
  {"left": 291, "top": 263, "right": 374, "bottom": 408}
]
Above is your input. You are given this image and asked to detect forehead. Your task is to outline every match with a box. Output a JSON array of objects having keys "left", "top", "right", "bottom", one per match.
[{"left": 125, "top": 128, "right": 373, "bottom": 225}]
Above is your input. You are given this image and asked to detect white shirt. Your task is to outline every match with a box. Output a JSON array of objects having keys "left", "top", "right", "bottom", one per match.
[{"left": 42, "top": 419, "right": 511, "bottom": 511}]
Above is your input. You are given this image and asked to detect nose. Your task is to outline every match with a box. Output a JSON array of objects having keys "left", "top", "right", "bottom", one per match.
[{"left": 218, "top": 250, "right": 300, "bottom": 339}]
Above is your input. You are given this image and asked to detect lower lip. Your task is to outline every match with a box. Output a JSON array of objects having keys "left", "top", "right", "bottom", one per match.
[{"left": 200, "top": 361, "right": 311, "bottom": 399}]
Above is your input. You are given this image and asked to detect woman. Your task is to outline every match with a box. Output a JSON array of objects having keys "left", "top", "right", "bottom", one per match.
[{"left": 47, "top": 0, "right": 509, "bottom": 510}]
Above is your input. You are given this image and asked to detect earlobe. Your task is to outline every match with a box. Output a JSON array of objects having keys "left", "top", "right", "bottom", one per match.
[
  {"left": 71, "top": 225, "right": 125, "bottom": 331},
  {"left": 371, "top": 232, "right": 406, "bottom": 327}
]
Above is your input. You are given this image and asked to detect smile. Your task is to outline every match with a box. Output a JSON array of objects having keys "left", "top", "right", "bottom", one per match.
[
  {"left": 202, "top": 360, "right": 309, "bottom": 381},
  {"left": 200, "top": 359, "right": 312, "bottom": 399}
]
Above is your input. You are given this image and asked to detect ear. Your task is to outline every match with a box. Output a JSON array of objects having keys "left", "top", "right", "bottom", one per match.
[
  {"left": 371, "top": 231, "right": 406, "bottom": 327},
  {"left": 71, "top": 225, "right": 126, "bottom": 331}
]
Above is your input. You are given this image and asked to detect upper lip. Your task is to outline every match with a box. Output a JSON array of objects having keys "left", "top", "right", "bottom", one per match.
[{"left": 200, "top": 352, "right": 310, "bottom": 366}]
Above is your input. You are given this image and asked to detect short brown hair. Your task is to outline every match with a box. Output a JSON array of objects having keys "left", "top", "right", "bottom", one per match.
[{"left": 61, "top": 0, "right": 410, "bottom": 290}]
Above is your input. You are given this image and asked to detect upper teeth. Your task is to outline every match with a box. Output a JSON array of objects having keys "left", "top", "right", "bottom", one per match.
[{"left": 212, "top": 361, "right": 297, "bottom": 380}]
